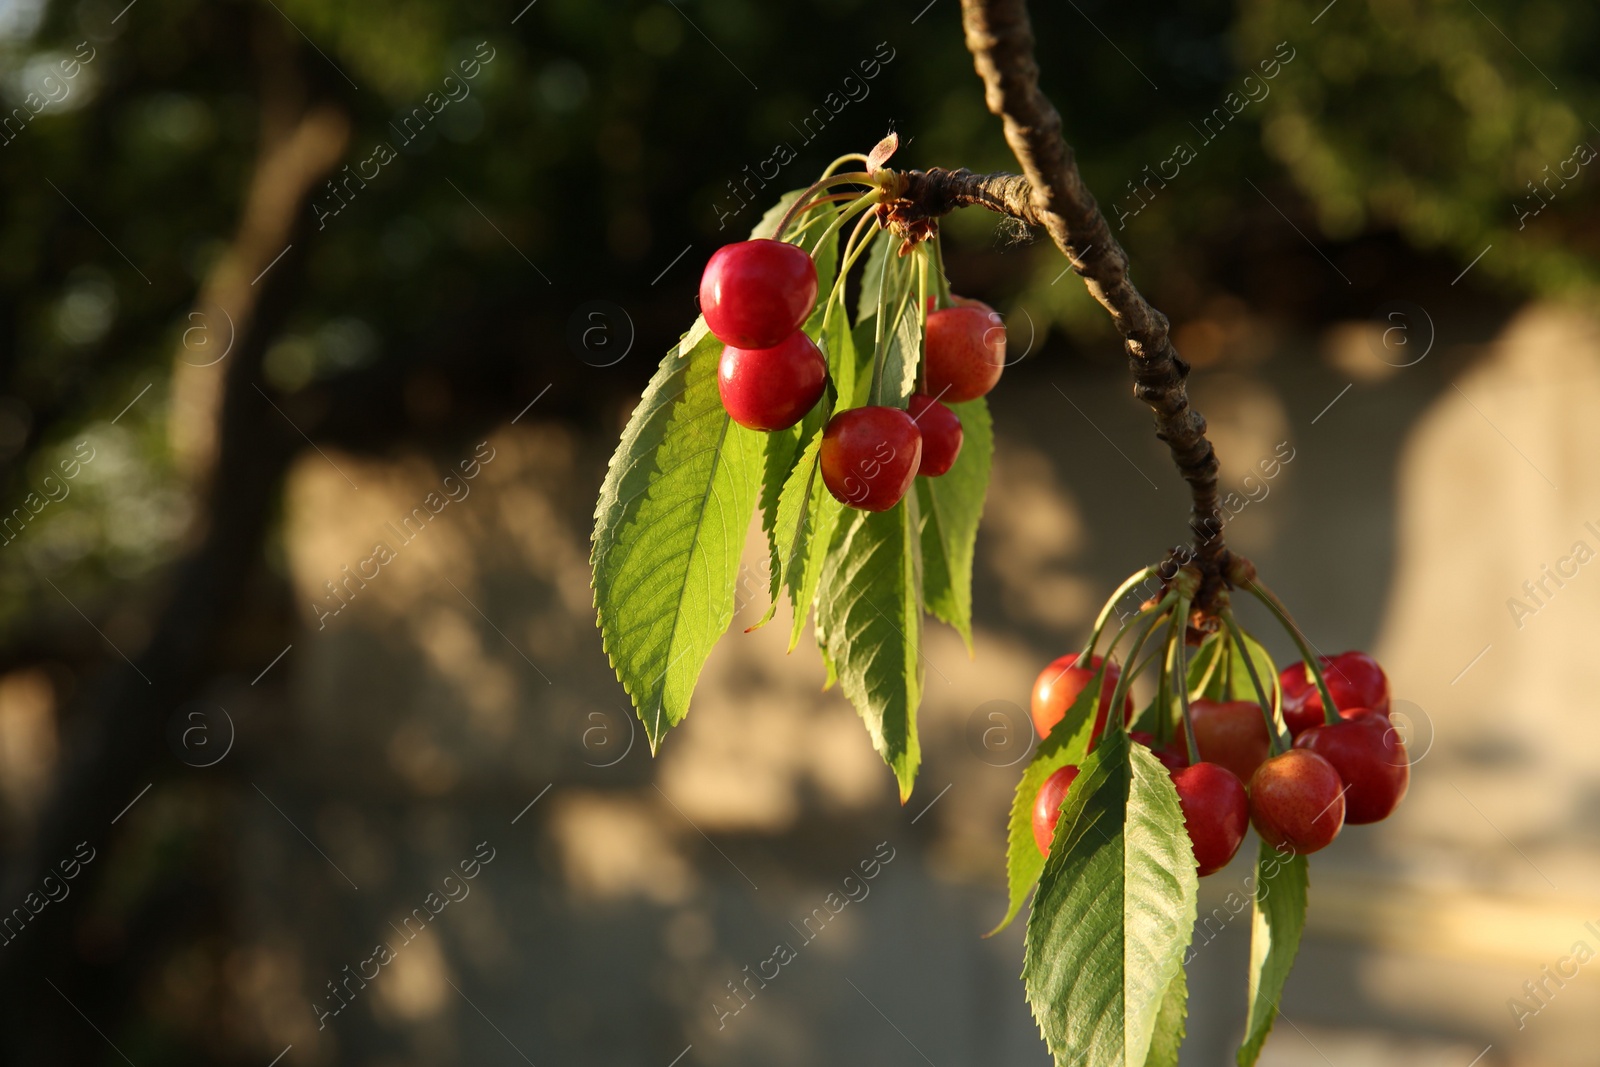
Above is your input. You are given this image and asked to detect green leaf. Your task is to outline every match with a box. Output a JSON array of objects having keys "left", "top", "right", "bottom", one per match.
[
  {"left": 875, "top": 262, "right": 921, "bottom": 408},
  {"left": 1226, "top": 628, "right": 1281, "bottom": 710},
  {"left": 856, "top": 230, "right": 891, "bottom": 323},
  {"left": 842, "top": 319, "right": 876, "bottom": 409},
  {"left": 1024, "top": 731, "right": 1199, "bottom": 1067},
  {"left": 1237, "top": 841, "right": 1309, "bottom": 1067},
  {"left": 758, "top": 420, "right": 803, "bottom": 591},
  {"left": 591, "top": 326, "right": 766, "bottom": 750},
  {"left": 750, "top": 401, "right": 834, "bottom": 634},
  {"left": 1143, "top": 963, "right": 1188, "bottom": 1067},
  {"left": 916, "top": 397, "right": 992, "bottom": 650},
  {"left": 990, "top": 660, "right": 1120, "bottom": 936},
  {"left": 815, "top": 497, "right": 923, "bottom": 800},
  {"left": 755, "top": 192, "right": 840, "bottom": 613},
  {"left": 593, "top": 191, "right": 817, "bottom": 749},
  {"left": 1189, "top": 632, "right": 1225, "bottom": 699}
]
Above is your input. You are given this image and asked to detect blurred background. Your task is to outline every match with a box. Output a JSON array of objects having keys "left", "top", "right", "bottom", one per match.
[{"left": 0, "top": 0, "right": 1596, "bottom": 1063}]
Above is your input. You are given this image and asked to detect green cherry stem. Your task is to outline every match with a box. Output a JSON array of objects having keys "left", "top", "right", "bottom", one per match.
[
  {"left": 868, "top": 234, "right": 897, "bottom": 405},
  {"left": 820, "top": 153, "right": 870, "bottom": 177},
  {"left": 1243, "top": 579, "right": 1340, "bottom": 726},
  {"left": 915, "top": 246, "right": 930, "bottom": 394},
  {"left": 810, "top": 189, "right": 879, "bottom": 260},
  {"left": 1080, "top": 566, "right": 1159, "bottom": 663},
  {"left": 1221, "top": 607, "right": 1287, "bottom": 755},
  {"left": 1153, "top": 598, "right": 1181, "bottom": 748},
  {"left": 822, "top": 216, "right": 880, "bottom": 340},
  {"left": 1104, "top": 593, "right": 1176, "bottom": 735},
  {"left": 773, "top": 172, "right": 875, "bottom": 239},
  {"left": 930, "top": 230, "right": 953, "bottom": 308},
  {"left": 1172, "top": 594, "right": 1201, "bottom": 766}
]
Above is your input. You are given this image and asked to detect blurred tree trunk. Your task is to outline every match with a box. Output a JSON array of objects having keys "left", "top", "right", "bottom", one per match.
[{"left": 0, "top": 10, "right": 349, "bottom": 1059}]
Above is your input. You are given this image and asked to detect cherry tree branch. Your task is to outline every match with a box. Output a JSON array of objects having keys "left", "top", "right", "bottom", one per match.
[{"left": 891, "top": 0, "right": 1230, "bottom": 602}]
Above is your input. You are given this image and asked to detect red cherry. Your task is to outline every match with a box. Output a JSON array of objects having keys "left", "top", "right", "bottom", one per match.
[
  {"left": 819, "top": 406, "right": 922, "bottom": 512},
  {"left": 1030, "top": 653, "right": 1133, "bottom": 744},
  {"left": 1172, "top": 763, "right": 1250, "bottom": 876},
  {"left": 1279, "top": 651, "right": 1389, "bottom": 737},
  {"left": 907, "top": 393, "right": 963, "bottom": 476},
  {"left": 1180, "top": 699, "right": 1272, "bottom": 785},
  {"left": 699, "top": 239, "right": 818, "bottom": 349},
  {"left": 1130, "top": 730, "right": 1189, "bottom": 772},
  {"left": 1293, "top": 713, "right": 1409, "bottom": 824},
  {"left": 1032, "top": 764, "right": 1080, "bottom": 856},
  {"left": 717, "top": 333, "right": 827, "bottom": 431},
  {"left": 1248, "top": 750, "right": 1346, "bottom": 854},
  {"left": 925, "top": 305, "right": 1005, "bottom": 402},
  {"left": 925, "top": 293, "right": 996, "bottom": 314}
]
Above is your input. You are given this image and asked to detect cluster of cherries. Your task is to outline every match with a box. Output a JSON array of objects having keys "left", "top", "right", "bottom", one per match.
[
  {"left": 699, "top": 238, "right": 1007, "bottom": 511},
  {"left": 1028, "top": 649, "right": 1408, "bottom": 875}
]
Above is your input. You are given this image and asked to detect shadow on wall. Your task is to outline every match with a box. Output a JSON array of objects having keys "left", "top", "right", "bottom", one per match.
[{"left": 18, "top": 299, "right": 1591, "bottom": 1063}]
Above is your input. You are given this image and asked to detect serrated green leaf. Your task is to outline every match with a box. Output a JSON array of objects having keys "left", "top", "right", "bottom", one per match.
[
  {"left": 593, "top": 191, "right": 815, "bottom": 749},
  {"left": 816, "top": 498, "right": 923, "bottom": 800},
  {"left": 751, "top": 403, "right": 834, "bottom": 633},
  {"left": 755, "top": 193, "right": 840, "bottom": 610},
  {"left": 876, "top": 265, "right": 921, "bottom": 408},
  {"left": 991, "top": 661, "right": 1118, "bottom": 936},
  {"left": 916, "top": 397, "right": 992, "bottom": 650},
  {"left": 758, "top": 420, "right": 804, "bottom": 588},
  {"left": 1024, "top": 732, "right": 1199, "bottom": 1067},
  {"left": 1237, "top": 841, "right": 1308, "bottom": 1067},
  {"left": 1143, "top": 962, "right": 1188, "bottom": 1067},
  {"left": 591, "top": 326, "right": 766, "bottom": 749}
]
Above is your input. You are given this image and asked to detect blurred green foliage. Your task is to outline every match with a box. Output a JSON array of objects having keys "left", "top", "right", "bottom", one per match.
[{"left": 0, "top": 0, "right": 1593, "bottom": 640}]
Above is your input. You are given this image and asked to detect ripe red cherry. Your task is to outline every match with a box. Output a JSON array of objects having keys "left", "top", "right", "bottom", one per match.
[
  {"left": 925, "top": 293, "right": 995, "bottom": 314},
  {"left": 907, "top": 393, "right": 962, "bottom": 476},
  {"left": 1248, "top": 750, "right": 1346, "bottom": 854},
  {"left": 1172, "top": 763, "right": 1249, "bottom": 876},
  {"left": 1280, "top": 651, "right": 1389, "bottom": 736},
  {"left": 1030, "top": 653, "right": 1133, "bottom": 744},
  {"left": 819, "top": 406, "right": 922, "bottom": 512},
  {"left": 925, "top": 305, "right": 1005, "bottom": 402},
  {"left": 1032, "top": 764, "right": 1080, "bottom": 856},
  {"left": 699, "top": 239, "right": 818, "bottom": 349},
  {"left": 1130, "top": 731, "right": 1189, "bottom": 772},
  {"left": 1181, "top": 699, "right": 1272, "bottom": 785},
  {"left": 1293, "top": 714, "right": 1409, "bottom": 824},
  {"left": 717, "top": 333, "right": 827, "bottom": 431}
]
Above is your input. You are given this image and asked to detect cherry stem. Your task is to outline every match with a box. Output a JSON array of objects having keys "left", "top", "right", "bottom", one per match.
[
  {"left": 812, "top": 189, "right": 880, "bottom": 261},
  {"left": 821, "top": 217, "right": 881, "bottom": 342},
  {"left": 820, "top": 152, "right": 870, "bottom": 177},
  {"left": 868, "top": 235, "right": 898, "bottom": 405},
  {"left": 1187, "top": 631, "right": 1224, "bottom": 697},
  {"left": 1104, "top": 593, "right": 1176, "bottom": 735},
  {"left": 1220, "top": 607, "right": 1287, "bottom": 755},
  {"left": 792, "top": 191, "right": 867, "bottom": 217},
  {"left": 773, "top": 172, "right": 876, "bottom": 240},
  {"left": 1081, "top": 566, "right": 1159, "bottom": 663},
  {"left": 915, "top": 246, "right": 930, "bottom": 394},
  {"left": 1152, "top": 597, "right": 1181, "bottom": 749},
  {"left": 1242, "top": 579, "right": 1340, "bottom": 726},
  {"left": 1172, "top": 594, "right": 1201, "bottom": 766},
  {"left": 930, "top": 230, "right": 953, "bottom": 308}
]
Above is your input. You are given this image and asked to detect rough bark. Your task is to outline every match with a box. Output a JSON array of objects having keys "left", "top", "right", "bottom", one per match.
[{"left": 901, "top": 0, "right": 1230, "bottom": 601}]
